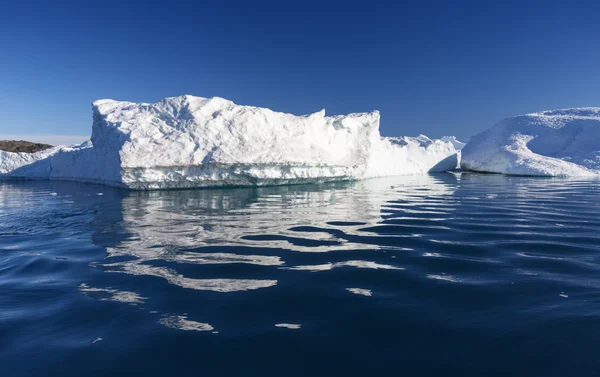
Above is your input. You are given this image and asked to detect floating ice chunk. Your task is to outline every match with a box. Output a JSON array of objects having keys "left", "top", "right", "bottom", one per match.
[{"left": 461, "top": 108, "right": 600, "bottom": 176}]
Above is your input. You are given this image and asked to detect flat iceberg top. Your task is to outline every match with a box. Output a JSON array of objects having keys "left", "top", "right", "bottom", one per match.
[
  {"left": 461, "top": 107, "right": 600, "bottom": 177},
  {"left": 92, "top": 95, "right": 380, "bottom": 169}
]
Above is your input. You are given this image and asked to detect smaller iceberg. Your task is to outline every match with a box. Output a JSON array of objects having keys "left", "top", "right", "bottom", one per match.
[
  {"left": 461, "top": 108, "right": 600, "bottom": 177},
  {"left": 1, "top": 95, "right": 459, "bottom": 189}
]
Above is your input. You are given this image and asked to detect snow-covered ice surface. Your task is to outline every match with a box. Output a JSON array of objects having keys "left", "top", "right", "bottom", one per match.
[
  {"left": 1, "top": 95, "right": 459, "bottom": 189},
  {"left": 441, "top": 136, "right": 466, "bottom": 151},
  {"left": 461, "top": 108, "right": 600, "bottom": 177},
  {"left": 0, "top": 146, "right": 61, "bottom": 179}
]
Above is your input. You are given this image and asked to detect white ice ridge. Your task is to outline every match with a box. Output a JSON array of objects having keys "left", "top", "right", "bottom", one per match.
[
  {"left": 0, "top": 95, "right": 459, "bottom": 189},
  {"left": 440, "top": 136, "right": 466, "bottom": 151},
  {"left": 461, "top": 108, "right": 600, "bottom": 177}
]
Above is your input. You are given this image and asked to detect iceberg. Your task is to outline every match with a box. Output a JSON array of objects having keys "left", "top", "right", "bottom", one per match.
[
  {"left": 0, "top": 146, "right": 61, "bottom": 179},
  {"left": 461, "top": 108, "right": 600, "bottom": 177},
  {"left": 440, "top": 136, "right": 466, "bottom": 151},
  {"left": 1, "top": 95, "right": 459, "bottom": 189}
]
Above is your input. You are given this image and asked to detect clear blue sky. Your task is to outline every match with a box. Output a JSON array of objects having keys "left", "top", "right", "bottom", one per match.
[{"left": 1, "top": 0, "right": 599, "bottom": 141}]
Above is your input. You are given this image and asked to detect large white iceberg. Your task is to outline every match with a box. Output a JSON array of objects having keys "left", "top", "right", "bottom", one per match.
[
  {"left": 461, "top": 108, "right": 600, "bottom": 177},
  {"left": 1, "top": 95, "right": 459, "bottom": 189}
]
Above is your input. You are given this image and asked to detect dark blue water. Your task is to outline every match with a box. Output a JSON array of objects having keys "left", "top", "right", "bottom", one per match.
[{"left": 1, "top": 173, "right": 600, "bottom": 377}]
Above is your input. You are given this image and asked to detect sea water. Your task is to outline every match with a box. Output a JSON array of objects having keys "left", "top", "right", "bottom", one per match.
[{"left": 1, "top": 173, "right": 599, "bottom": 376}]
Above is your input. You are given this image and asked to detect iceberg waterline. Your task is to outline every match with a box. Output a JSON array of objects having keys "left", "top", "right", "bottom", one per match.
[
  {"left": 0, "top": 95, "right": 459, "bottom": 189},
  {"left": 461, "top": 108, "right": 600, "bottom": 177}
]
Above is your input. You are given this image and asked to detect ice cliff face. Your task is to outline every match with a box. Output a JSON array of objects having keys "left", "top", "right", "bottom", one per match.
[
  {"left": 1, "top": 95, "right": 458, "bottom": 189},
  {"left": 461, "top": 108, "right": 600, "bottom": 177},
  {"left": 0, "top": 146, "right": 62, "bottom": 178}
]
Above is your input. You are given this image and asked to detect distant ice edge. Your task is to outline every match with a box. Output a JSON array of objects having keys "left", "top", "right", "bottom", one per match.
[{"left": 1, "top": 95, "right": 460, "bottom": 190}]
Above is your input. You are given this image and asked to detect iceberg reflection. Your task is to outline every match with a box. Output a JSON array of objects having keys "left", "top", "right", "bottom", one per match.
[
  {"left": 99, "top": 261, "right": 278, "bottom": 293},
  {"left": 78, "top": 283, "right": 146, "bottom": 305},
  {"left": 346, "top": 288, "right": 373, "bottom": 296},
  {"left": 87, "top": 174, "right": 457, "bottom": 294},
  {"left": 285, "top": 260, "right": 405, "bottom": 272},
  {"left": 160, "top": 315, "right": 214, "bottom": 332}
]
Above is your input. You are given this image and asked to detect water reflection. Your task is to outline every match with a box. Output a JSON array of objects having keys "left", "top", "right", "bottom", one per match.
[
  {"left": 346, "top": 288, "right": 372, "bottom": 296},
  {"left": 78, "top": 283, "right": 146, "bottom": 304},
  {"left": 107, "top": 174, "right": 458, "bottom": 252},
  {"left": 89, "top": 175, "right": 458, "bottom": 296},
  {"left": 3, "top": 174, "right": 600, "bottom": 376},
  {"left": 1, "top": 175, "right": 460, "bottom": 333},
  {"left": 99, "top": 260, "right": 278, "bottom": 293},
  {"left": 285, "top": 260, "right": 404, "bottom": 272},
  {"left": 275, "top": 323, "right": 301, "bottom": 329},
  {"left": 159, "top": 315, "right": 214, "bottom": 332}
]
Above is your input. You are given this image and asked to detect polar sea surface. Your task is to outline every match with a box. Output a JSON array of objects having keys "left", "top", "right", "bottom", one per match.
[{"left": 1, "top": 174, "right": 600, "bottom": 376}]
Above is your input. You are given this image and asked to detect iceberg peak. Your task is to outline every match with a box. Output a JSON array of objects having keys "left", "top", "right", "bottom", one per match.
[{"left": 440, "top": 136, "right": 466, "bottom": 150}]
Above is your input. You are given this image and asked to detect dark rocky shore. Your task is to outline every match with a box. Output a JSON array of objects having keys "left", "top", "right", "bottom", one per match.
[{"left": 0, "top": 140, "right": 53, "bottom": 153}]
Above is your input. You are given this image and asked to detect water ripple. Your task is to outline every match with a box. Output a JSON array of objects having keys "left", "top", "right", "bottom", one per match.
[{"left": 1, "top": 174, "right": 600, "bottom": 376}]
